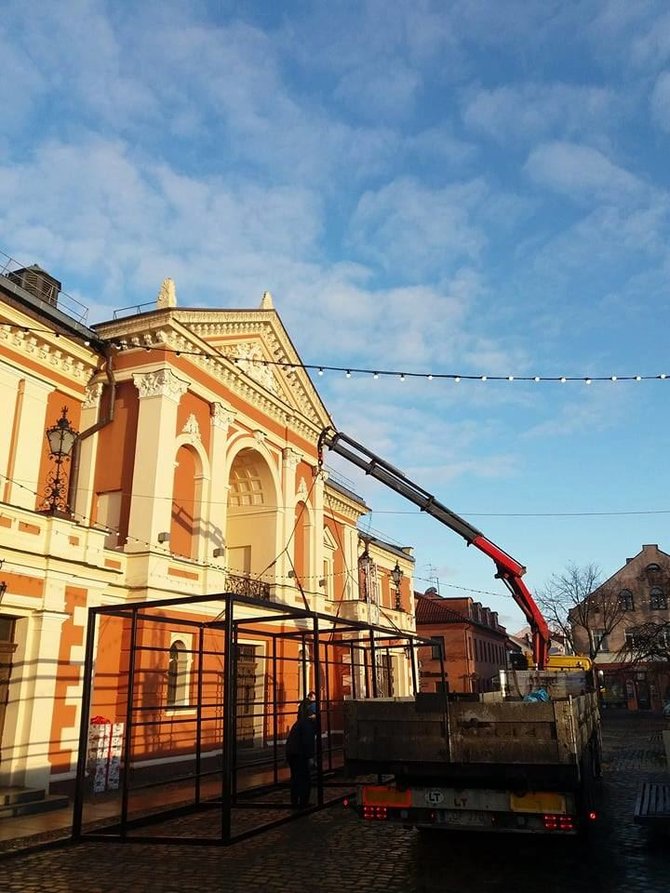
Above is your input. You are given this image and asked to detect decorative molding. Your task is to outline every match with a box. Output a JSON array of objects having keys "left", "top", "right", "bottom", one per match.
[
  {"left": 282, "top": 447, "right": 301, "bottom": 470},
  {"left": 297, "top": 478, "right": 308, "bottom": 501},
  {"left": 133, "top": 368, "right": 189, "bottom": 403},
  {"left": 233, "top": 342, "right": 278, "bottom": 394},
  {"left": 182, "top": 413, "right": 201, "bottom": 441},
  {"left": 211, "top": 402, "right": 236, "bottom": 432},
  {"left": 0, "top": 325, "right": 93, "bottom": 384},
  {"left": 156, "top": 278, "right": 177, "bottom": 309},
  {"left": 253, "top": 430, "right": 267, "bottom": 445},
  {"left": 83, "top": 380, "right": 105, "bottom": 409},
  {"left": 92, "top": 313, "right": 328, "bottom": 440}
]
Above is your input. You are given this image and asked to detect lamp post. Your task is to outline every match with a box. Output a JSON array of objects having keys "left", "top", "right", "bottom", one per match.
[
  {"left": 42, "top": 406, "right": 78, "bottom": 515},
  {"left": 391, "top": 560, "right": 404, "bottom": 611}
]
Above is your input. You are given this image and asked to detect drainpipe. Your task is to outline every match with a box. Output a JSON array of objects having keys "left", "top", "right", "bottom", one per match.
[{"left": 68, "top": 347, "right": 116, "bottom": 516}]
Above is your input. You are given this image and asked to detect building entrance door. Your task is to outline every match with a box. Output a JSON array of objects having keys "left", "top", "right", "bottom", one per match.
[
  {"left": 236, "top": 644, "right": 258, "bottom": 748},
  {"left": 636, "top": 676, "right": 651, "bottom": 710},
  {"left": 0, "top": 617, "right": 18, "bottom": 769}
]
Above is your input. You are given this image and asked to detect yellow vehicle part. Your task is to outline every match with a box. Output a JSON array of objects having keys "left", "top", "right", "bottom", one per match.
[{"left": 546, "top": 655, "right": 593, "bottom": 672}]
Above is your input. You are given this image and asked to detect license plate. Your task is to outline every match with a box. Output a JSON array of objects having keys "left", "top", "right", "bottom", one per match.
[
  {"left": 440, "top": 810, "right": 488, "bottom": 827},
  {"left": 362, "top": 785, "right": 411, "bottom": 807},
  {"left": 510, "top": 792, "right": 566, "bottom": 814}
]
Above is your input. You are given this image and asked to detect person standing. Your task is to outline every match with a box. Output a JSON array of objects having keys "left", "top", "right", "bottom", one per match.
[{"left": 286, "top": 699, "right": 317, "bottom": 809}]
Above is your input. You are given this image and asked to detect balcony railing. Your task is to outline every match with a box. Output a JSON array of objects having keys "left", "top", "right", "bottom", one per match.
[{"left": 225, "top": 572, "right": 271, "bottom": 601}]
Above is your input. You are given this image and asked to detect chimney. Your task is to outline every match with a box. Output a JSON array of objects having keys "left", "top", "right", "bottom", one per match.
[{"left": 8, "top": 264, "right": 61, "bottom": 308}]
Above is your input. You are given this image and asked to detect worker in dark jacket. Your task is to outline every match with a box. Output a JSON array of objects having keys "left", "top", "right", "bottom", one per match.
[{"left": 286, "top": 699, "right": 317, "bottom": 808}]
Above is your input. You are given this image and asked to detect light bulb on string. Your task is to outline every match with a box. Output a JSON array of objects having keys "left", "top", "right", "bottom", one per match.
[{"left": 345, "top": 370, "right": 351, "bottom": 378}]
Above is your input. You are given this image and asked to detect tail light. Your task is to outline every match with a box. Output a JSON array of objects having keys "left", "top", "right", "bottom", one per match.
[
  {"left": 363, "top": 805, "right": 388, "bottom": 821},
  {"left": 543, "top": 814, "right": 575, "bottom": 832}
]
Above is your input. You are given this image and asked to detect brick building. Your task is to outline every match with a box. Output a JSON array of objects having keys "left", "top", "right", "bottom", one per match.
[
  {"left": 571, "top": 544, "right": 670, "bottom": 711},
  {"left": 415, "top": 589, "right": 508, "bottom": 693}
]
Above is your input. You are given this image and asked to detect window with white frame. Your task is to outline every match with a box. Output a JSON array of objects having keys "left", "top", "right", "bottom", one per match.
[{"left": 166, "top": 636, "right": 191, "bottom": 709}]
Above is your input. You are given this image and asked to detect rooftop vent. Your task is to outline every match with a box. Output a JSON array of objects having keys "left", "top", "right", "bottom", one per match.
[{"left": 7, "top": 264, "right": 61, "bottom": 308}]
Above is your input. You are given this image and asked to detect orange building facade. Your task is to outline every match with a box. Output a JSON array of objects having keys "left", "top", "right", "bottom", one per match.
[
  {"left": 415, "top": 590, "right": 508, "bottom": 694},
  {"left": 0, "top": 262, "right": 416, "bottom": 799}
]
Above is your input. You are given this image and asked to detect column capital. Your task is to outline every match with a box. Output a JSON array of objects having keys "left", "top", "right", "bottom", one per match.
[
  {"left": 282, "top": 447, "right": 301, "bottom": 469},
  {"left": 211, "top": 402, "right": 236, "bottom": 431},
  {"left": 133, "top": 368, "right": 188, "bottom": 403},
  {"left": 83, "top": 380, "right": 105, "bottom": 409}
]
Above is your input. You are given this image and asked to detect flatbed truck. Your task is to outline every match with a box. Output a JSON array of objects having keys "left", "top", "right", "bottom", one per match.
[{"left": 318, "top": 427, "right": 602, "bottom": 835}]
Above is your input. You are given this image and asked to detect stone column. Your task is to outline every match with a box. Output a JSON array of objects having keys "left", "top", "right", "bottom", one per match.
[
  {"left": 206, "top": 403, "right": 236, "bottom": 560},
  {"left": 126, "top": 368, "right": 188, "bottom": 550},
  {"left": 0, "top": 364, "right": 21, "bottom": 495},
  {"left": 8, "top": 376, "right": 55, "bottom": 509},
  {"left": 72, "top": 381, "right": 105, "bottom": 524},
  {"left": 280, "top": 447, "right": 301, "bottom": 583},
  {"left": 9, "top": 609, "right": 68, "bottom": 790}
]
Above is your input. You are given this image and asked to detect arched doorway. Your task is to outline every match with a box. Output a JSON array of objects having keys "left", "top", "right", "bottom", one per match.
[{"left": 226, "top": 447, "right": 280, "bottom": 579}]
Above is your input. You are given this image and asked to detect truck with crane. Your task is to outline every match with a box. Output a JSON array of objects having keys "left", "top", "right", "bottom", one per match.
[{"left": 318, "top": 428, "right": 601, "bottom": 835}]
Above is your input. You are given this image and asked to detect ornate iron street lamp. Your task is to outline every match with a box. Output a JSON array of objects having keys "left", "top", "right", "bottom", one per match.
[
  {"left": 42, "top": 406, "right": 78, "bottom": 515},
  {"left": 391, "top": 560, "right": 404, "bottom": 611}
]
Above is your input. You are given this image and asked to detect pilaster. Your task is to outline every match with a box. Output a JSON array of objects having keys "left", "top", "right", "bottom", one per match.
[
  {"left": 126, "top": 368, "right": 188, "bottom": 549},
  {"left": 72, "top": 381, "right": 105, "bottom": 523},
  {"left": 207, "top": 403, "right": 236, "bottom": 560},
  {"left": 8, "top": 376, "right": 55, "bottom": 509}
]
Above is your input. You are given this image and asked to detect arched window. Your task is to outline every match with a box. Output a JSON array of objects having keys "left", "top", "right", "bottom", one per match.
[
  {"left": 650, "top": 587, "right": 667, "bottom": 610},
  {"left": 167, "top": 639, "right": 189, "bottom": 708},
  {"left": 619, "top": 590, "right": 634, "bottom": 611}
]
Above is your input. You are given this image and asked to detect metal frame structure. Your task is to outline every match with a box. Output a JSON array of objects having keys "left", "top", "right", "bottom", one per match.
[{"left": 72, "top": 590, "right": 431, "bottom": 846}]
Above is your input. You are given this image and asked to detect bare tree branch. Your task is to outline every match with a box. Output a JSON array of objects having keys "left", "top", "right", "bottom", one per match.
[
  {"left": 536, "top": 562, "right": 627, "bottom": 661},
  {"left": 616, "top": 621, "right": 670, "bottom": 664}
]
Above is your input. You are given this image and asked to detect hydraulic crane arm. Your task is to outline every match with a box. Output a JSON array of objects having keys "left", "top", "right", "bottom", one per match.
[{"left": 318, "top": 427, "right": 550, "bottom": 669}]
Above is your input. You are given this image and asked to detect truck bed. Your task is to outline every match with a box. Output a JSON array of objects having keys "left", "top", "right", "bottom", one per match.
[{"left": 344, "top": 691, "right": 600, "bottom": 775}]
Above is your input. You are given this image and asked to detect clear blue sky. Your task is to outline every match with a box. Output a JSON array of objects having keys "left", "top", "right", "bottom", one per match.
[{"left": 2, "top": 1, "right": 670, "bottom": 631}]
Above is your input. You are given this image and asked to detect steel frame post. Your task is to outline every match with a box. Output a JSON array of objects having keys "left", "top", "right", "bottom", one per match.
[
  {"left": 120, "top": 607, "right": 139, "bottom": 839},
  {"left": 221, "top": 596, "right": 234, "bottom": 843},
  {"left": 72, "top": 607, "right": 98, "bottom": 839}
]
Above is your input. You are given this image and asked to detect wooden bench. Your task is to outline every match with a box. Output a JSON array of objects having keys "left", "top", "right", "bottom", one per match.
[{"left": 634, "top": 782, "right": 670, "bottom": 832}]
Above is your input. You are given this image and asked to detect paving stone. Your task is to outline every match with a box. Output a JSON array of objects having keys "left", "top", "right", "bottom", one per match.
[{"left": 2, "top": 713, "right": 669, "bottom": 893}]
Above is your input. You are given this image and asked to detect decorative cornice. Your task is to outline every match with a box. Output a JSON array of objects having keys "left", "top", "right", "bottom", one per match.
[
  {"left": 94, "top": 314, "right": 327, "bottom": 442},
  {"left": 133, "top": 368, "right": 189, "bottom": 403},
  {"left": 0, "top": 325, "right": 94, "bottom": 384}
]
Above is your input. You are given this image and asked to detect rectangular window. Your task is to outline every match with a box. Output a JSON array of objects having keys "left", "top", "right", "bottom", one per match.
[
  {"left": 431, "top": 636, "right": 445, "bottom": 660},
  {"left": 593, "top": 629, "right": 609, "bottom": 652}
]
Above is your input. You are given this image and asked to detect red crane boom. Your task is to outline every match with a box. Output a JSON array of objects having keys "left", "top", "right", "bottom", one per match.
[{"left": 318, "top": 427, "right": 550, "bottom": 669}]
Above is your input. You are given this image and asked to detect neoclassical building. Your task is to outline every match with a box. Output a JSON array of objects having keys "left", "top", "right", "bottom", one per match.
[{"left": 0, "top": 261, "right": 415, "bottom": 802}]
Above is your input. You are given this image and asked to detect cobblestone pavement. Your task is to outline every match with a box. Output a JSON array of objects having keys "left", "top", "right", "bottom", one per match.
[{"left": 3, "top": 713, "right": 669, "bottom": 893}]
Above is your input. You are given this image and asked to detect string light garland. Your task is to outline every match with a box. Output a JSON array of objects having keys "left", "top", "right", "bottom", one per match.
[{"left": 1, "top": 323, "right": 668, "bottom": 384}]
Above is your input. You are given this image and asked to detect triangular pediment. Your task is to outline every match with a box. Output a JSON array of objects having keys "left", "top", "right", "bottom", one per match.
[
  {"left": 93, "top": 306, "right": 332, "bottom": 437},
  {"left": 177, "top": 309, "right": 331, "bottom": 431}
]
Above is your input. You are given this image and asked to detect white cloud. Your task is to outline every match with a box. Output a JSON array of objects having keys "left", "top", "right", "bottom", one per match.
[
  {"left": 631, "top": 11, "right": 670, "bottom": 67},
  {"left": 348, "top": 177, "right": 487, "bottom": 278},
  {"left": 463, "top": 83, "right": 618, "bottom": 145},
  {"left": 524, "top": 141, "right": 646, "bottom": 204},
  {"left": 334, "top": 61, "right": 421, "bottom": 122}
]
